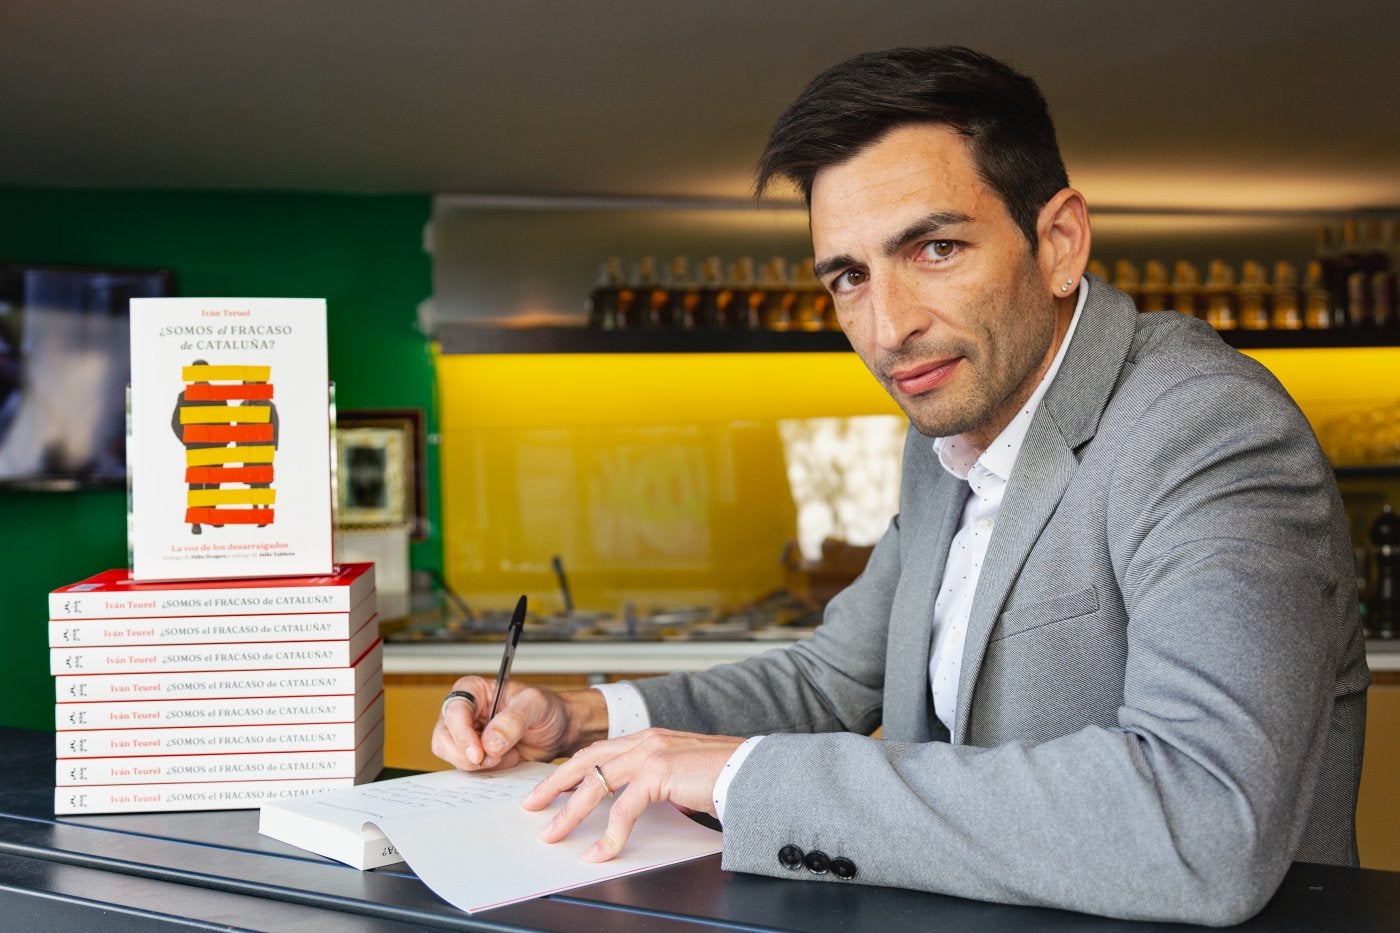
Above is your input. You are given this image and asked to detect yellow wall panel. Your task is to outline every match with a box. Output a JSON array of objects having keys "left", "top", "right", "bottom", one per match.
[
  {"left": 436, "top": 346, "right": 1400, "bottom": 615},
  {"left": 437, "top": 352, "right": 903, "bottom": 614}
]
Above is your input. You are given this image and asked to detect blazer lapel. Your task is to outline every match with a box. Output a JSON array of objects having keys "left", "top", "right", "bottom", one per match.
[{"left": 951, "top": 277, "right": 1137, "bottom": 743}]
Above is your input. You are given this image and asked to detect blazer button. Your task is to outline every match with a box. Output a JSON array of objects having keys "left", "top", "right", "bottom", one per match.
[
  {"left": 803, "top": 849, "right": 830, "bottom": 875},
  {"left": 830, "top": 857, "right": 857, "bottom": 880},
  {"left": 778, "top": 844, "right": 804, "bottom": 870}
]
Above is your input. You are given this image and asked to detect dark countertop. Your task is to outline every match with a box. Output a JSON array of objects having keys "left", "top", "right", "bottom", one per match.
[{"left": 3, "top": 726, "right": 1398, "bottom": 932}]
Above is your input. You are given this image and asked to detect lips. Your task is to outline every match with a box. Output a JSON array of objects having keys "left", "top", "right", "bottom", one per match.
[{"left": 889, "top": 358, "right": 961, "bottom": 397}]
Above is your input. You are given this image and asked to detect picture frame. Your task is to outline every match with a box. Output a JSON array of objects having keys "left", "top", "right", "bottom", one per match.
[{"left": 334, "top": 408, "right": 427, "bottom": 540}]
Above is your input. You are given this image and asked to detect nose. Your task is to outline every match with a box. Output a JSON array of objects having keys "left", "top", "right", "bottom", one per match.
[{"left": 868, "top": 271, "right": 929, "bottom": 353}]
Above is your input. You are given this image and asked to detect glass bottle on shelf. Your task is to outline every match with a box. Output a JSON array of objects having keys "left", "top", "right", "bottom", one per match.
[
  {"left": 667, "top": 256, "right": 702, "bottom": 330},
  {"left": 1303, "top": 260, "right": 1333, "bottom": 329},
  {"left": 1369, "top": 220, "right": 1397, "bottom": 328},
  {"left": 1086, "top": 259, "right": 1110, "bottom": 283},
  {"left": 1336, "top": 219, "right": 1365, "bottom": 327},
  {"left": 1316, "top": 224, "right": 1347, "bottom": 328},
  {"left": 761, "top": 257, "right": 795, "bottom": 331},
  {"left": 696, "top": 256, "right": 732, "bottom": 329},
  {"left": 1171, "top": 260, "right": 1201, "bottom": 319},
  {"left": 730, "top": 257, "right": 763, "bottom": 330},
  {"left": 1237, "top": 260, "right": 1270, "bottom": 331},
  {"left": 586, "top": 256, "right": 625, "bottom": 331},
  {"left": 791, "top": 257, "right": 825, "bottom": 332},
  {"left": 1269, "top": 261, "right": 1303, "bottom": 331},
  {"left": 1203, "top": 260, "right": 1237, "bottom": 330},
  {"left": 634, "top": 256, "right": 670, "bottom": 328},
  {"left": 1139, "top": 260, "right": 1169, "bottom": 312}
]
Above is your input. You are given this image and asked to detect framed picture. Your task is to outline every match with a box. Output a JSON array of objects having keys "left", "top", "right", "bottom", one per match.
[{"left": 334, "top": 408, "right": 427, "bottom": 539}]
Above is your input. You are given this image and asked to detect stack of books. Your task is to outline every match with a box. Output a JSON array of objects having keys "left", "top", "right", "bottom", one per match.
[{"left": 49, "top": 563, "right": 383, "bottom": 814}]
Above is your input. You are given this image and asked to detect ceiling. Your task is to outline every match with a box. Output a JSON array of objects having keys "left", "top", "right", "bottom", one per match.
[{"left": 2, "top": 0, "right": 1398, "bottom": 214}]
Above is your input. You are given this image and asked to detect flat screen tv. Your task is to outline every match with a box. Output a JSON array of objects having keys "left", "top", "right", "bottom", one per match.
[{"left": 0, "top": 264, "right": 176, "bottom": 490}]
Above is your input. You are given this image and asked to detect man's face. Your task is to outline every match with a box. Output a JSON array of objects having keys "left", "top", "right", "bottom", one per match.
[{"left": 810, "top": 123, "right": 1062, "bottom": 449}]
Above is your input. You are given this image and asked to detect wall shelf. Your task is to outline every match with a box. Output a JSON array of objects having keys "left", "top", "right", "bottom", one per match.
[
  {"left": 434, "top": 321, "right": 1400, "bottom": 355},
  {"left": 435, "top": 323, "right": 851, "bottom": 354}
]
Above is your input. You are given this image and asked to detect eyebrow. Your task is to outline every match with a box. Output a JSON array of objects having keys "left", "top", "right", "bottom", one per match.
[{"left": 813, "top": 210, "right": 974, "bottom": 282}]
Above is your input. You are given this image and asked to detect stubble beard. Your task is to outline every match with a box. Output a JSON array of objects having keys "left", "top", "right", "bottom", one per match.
[{"left": 885, "top": 286, "right": 1057, "bottom": 442}]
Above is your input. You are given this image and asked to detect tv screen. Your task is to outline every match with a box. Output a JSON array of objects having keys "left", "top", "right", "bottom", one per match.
[{"left": 0, "top": 264, "right": 176, "bottom": 489}]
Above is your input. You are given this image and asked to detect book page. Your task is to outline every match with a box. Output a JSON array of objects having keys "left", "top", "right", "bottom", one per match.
[
  {"left": 308, "top": 765, "right": 555, "bottom": 826},
  {"left": 369, "top": 774, "right": 722, "bottom": 914}
]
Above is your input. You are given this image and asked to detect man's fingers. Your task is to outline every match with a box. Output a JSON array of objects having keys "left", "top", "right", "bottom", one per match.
[
  {"left": 522, "top": 733, "right": 642, "bottom": 811},
  {"left": 480, "top": 683, "right": 546, "bottom": 760},
  {"left": 523, "top": 757, "right": 587, "bottom": 810},
  {"left": 534, "top": 743, "right": 650, "bottom": 849},
  {"left": 440, "top": 676, "right": 492, "bottom": 767},
  {"left": 582, "top": 785, "right": 649, "bottom": 862},
  {"left": 536, "top": 772, "right": 611, "bottom": 843}
]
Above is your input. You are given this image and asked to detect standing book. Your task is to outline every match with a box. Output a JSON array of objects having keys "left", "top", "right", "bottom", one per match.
[{"left": 128, "top": 297, "right": 333, "bottom": 581}]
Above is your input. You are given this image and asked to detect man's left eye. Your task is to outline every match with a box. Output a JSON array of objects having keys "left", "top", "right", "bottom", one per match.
[{"left": 920, "top": 241, "right": 958, "bottom": 260}]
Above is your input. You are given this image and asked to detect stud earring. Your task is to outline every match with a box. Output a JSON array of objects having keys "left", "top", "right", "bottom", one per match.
[{"left": 1060, "top": 279, "right": 1073, "bottom": 293}]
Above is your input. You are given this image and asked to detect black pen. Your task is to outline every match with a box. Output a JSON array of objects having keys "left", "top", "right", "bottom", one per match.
[{"left": 488, "top": 595, "right": 527, "bottom": 722}]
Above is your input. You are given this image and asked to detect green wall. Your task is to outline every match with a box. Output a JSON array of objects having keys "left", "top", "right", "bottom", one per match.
[{"left": 0, "top": 188, "right": 436, "bottom": 729}]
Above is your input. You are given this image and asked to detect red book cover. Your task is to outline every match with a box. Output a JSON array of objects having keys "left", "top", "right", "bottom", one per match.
[
  {"left": 49, "top": 591, "right": 377, "bottom": 647},
  {"left": 49, "top": 562, "right": 374, "bottom": 619},
  {"left": 49, "top": 616, "right": 380, "bottom": 676},
  {"left": 55, "top": 642, "right": 382, "bottom": 703},
  {"left": 54, "top": 746, "right": 384, "bottom": 814},
  {"left": 57, "top": 692, "right": 384, "bottom": 758},
  {"left": 57, "top": 720, "right": 385, "bottom": 786},
  {"left": 56, "top": 666, "right": 384, "bottom": 730}
]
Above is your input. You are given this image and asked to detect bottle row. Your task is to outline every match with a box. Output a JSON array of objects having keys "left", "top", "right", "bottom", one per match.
[
  {"left": 586, "top": 218, "right": 1400, "bottom": 335},
  {"left": 586, "top": 255, "right": 837, "bottom": 332},
  {"left": 1100, "top": 218, "right": 1399, "bottom": 332}
]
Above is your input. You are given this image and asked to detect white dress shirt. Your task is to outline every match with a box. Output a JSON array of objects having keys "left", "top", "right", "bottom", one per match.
[
  {"left": 928, "top": 282, "right": 1084, "bottom": 740},
  {"left": 595, "top": 280, "right": 1088, "bottom": 814}
]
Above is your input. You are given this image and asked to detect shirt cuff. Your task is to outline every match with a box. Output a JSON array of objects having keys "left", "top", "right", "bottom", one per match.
[
  {"left": 591, "top": 682, "right": 650, "bottom": 738},
  {"left": 712, "top": 735, "right": 765, "bottom": 823}
]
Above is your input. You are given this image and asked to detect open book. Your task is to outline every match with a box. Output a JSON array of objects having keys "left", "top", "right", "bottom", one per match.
[{"left": 257, "top": 763, "right": 723, "bottom": 913}]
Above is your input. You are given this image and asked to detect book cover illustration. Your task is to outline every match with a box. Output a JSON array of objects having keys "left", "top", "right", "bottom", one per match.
[{"left": 128, "top": 298, "right": 333, "bottom": 581}]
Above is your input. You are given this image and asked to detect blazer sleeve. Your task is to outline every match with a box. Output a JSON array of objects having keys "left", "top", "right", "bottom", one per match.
[
  {"left": 652, "top": 368, "right": 1362, "bottom": 927},
  {"left": 632, "top": 511, "right": 902, "bottom": 739}
]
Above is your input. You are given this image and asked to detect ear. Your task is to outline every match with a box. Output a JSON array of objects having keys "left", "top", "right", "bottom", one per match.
[{"left": 1034, "top": 188, "right": 1092, "bottom": 298}]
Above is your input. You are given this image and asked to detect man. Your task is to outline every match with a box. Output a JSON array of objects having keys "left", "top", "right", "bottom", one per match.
[{"left": 434, "top": 47, "right": 1368, "bottom": 925}]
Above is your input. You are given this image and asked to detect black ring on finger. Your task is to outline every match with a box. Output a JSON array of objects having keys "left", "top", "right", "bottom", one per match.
[{"left": 441, "top": 689, "right": 477, "bottom": 718}]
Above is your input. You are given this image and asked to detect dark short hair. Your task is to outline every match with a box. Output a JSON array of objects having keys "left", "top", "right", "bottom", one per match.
[{"left": 755, "top": 46, "right": 1070, "bottom": 247}]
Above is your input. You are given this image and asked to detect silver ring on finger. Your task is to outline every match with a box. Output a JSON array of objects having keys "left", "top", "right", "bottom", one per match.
[{"left": 592, "top": 764, "right": 616, "bottom": 798}]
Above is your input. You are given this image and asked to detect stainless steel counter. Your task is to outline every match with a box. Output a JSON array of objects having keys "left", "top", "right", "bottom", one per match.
[{"left": 383, "top": 639, "right": 1400, "bottom": 676}]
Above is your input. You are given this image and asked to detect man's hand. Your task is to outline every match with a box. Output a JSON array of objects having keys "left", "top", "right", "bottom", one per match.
[
  {"left": 523, "top": 728, "right": 744, "bottom": 862},
  {"left": 431, "top": 677, "right": 607, "bottom": 771}
]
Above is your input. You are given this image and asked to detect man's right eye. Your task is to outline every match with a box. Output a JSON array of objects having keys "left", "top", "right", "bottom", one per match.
[{"left": 833, "top": 269, "right": 867, "bottom": 293}]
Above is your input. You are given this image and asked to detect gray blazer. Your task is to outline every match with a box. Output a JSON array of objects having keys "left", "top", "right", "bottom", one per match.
[{"left": 633, "top": 277, "right": 1370, "bottom": 926}]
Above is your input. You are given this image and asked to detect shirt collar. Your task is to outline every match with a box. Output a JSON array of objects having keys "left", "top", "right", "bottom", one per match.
[{"left": 934, "top": 280, "right": 1087, "bottom": 482}]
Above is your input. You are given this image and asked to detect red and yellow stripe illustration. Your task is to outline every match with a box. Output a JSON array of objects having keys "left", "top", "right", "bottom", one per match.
[{"left": 177, "top": 363, "right": 278, "bottom": 527}]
